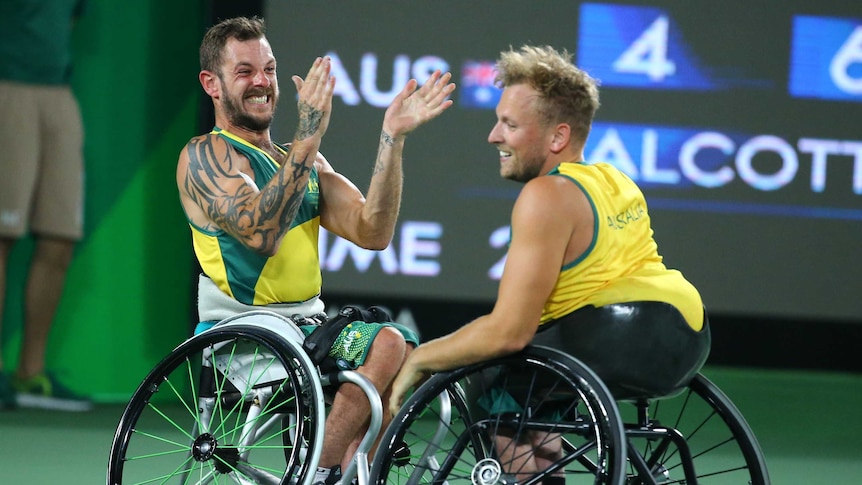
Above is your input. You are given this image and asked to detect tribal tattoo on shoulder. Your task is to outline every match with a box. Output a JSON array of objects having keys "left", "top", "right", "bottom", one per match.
[{"left": 184, "top": 135, "right": 313, "bottom": 254}]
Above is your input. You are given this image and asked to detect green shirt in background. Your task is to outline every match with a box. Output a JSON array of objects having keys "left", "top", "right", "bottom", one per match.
[{"left": 0, "top": 0, "right": 85, "bottom": 85}]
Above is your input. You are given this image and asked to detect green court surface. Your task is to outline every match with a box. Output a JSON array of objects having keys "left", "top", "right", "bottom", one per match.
[{"left": 0, "top": 366, "right": 860, "bottom": 484}]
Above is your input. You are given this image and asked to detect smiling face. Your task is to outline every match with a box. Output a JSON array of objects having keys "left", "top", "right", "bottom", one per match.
[
  {"left": 487, "top": 84, "right": 555, "bottom": 183},
  {"left": 215, "top": 37, "right": 279, "bottom": 132}
]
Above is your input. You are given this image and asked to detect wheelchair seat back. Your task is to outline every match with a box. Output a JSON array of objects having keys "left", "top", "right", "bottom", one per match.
[{"left": 207, "top": 310, "right": 309, "bottom": 388}]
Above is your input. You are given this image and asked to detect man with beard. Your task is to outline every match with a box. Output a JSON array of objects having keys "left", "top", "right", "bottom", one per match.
[
  {"left": 389, "top": 45, "right": 710, "bottom": 484},
  {"left": 177, "top": 16, "right": 455, "bottom": 485}
]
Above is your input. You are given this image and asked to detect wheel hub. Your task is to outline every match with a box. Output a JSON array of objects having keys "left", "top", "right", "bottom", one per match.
[
  {"left": 191, "top": 433, "right": 240, "bottom": 473},
  {"left": 192, "top": 433, "right": 218, "bottom": 462},
  {"left": 471, "top": 458, "right": 502, "bottom": 485}
]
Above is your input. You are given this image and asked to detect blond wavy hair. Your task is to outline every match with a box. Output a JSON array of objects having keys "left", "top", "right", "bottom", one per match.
[{"left": 495, "top": 45, "right": 600, "bottom": 142}]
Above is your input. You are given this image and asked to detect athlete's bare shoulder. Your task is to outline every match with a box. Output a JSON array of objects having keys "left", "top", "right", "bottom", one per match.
[
  {"left": 179, "top": 133, "right": 234, "bottom": 170},
  {"left": 176, "top": 132, "right": 258, "bottom": 232}
]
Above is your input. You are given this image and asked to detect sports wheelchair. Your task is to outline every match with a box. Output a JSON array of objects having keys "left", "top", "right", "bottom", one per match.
[
  {"left": 107, "top": 309, "right": 770, "bottom": 485},
  {"left": 107, "top": 310, "right": 386, "bottom": 485},
  {"left": 368, "top": 346, "right": 770, "bottom": 485}
]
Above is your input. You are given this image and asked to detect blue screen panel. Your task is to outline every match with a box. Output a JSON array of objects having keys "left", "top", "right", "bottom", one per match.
[
  {"left": 789, "top": 15, "right": 862, "bottom": 102},
  {"left": 576, "top": 3, "right": 716, "bottom": 90}
]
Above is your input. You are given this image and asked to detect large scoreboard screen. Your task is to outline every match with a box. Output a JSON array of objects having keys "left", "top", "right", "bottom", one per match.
[{"left": 263, "top": 1, "right": 862, "bottom": 322}]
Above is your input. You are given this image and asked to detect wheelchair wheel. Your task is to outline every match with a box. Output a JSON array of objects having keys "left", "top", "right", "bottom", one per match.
[
  {"left": 107, "top": 324, "right": 326, "bottom": 485},
  {"left": 622, "top": 373, "right": 771, "bottom": 484},
  {"left": 371, "top": 345, "right": 627, "bottom": 484}
]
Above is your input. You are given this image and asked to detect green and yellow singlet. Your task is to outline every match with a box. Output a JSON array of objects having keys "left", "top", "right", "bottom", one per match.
[
  {"left": 189, "top": 128, "right": 322, "bottom": 305},
  {"left": 539, "top": 162, "right": 704, "bottom": 331}
]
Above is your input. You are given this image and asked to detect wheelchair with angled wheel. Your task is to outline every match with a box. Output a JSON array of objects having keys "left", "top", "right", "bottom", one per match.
[
  {"left": 368, "top": 305, "right": 770, "bottom": 485},
  {"left": 106, "top": 310, "right": 387, "bottom": 485}
]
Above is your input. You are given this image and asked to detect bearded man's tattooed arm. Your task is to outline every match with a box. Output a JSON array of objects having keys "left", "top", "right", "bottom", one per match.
[{"left": 182, "top": 133, "right": 317, "bottom": 256}]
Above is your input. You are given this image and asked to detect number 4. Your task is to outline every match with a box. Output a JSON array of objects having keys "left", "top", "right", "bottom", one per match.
[{"left": 613, "top": 15, "right": 676, "bottom": 82}]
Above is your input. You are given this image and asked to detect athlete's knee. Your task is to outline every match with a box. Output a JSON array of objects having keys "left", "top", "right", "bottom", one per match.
[
  {"left": 365, "top": 327, "right": 407, "bottom": 373},
  {"left": 373, "top": 327, "right": 407, "bottom": 359}
]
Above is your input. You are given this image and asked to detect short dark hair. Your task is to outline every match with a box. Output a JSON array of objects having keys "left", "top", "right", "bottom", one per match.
[{"left": 199, "top": 16, "right": 267, "bottom": 74}]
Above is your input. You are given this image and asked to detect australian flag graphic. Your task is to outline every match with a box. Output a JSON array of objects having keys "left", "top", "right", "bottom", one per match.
[{"left": 459, "top": 60, "right": 501, "bottom": 109}]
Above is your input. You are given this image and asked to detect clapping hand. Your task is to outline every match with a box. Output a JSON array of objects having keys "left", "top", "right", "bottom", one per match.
[
  {"left": 291, "top": 56, "right": 336, "bottom": 141},
  {"left": 383, "top": 70, "right": 456, "bottom": 140}
]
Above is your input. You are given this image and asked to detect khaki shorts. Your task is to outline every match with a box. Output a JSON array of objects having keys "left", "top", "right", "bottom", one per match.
[{"left": 0, "top": 81, "right": 84, "bottom": 240}]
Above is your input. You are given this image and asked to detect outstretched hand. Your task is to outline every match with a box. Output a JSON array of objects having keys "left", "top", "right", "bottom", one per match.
[
  {"left": 383, "top": 70, "right": 456, "bottom": 140},
  {"left": 291, "top": 56, "right": 336, "bottom": 141}
]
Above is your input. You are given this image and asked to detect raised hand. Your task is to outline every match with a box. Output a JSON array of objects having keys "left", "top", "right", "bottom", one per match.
[
  {"left": 291, "top": 56, "right": 336, "bottom": 142},
  {"left": 382, "top": 70, "right": 456, "bottom": 139}
]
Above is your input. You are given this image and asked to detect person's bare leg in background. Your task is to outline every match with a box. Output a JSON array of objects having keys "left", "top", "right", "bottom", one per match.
[{"left": 17, "top": 236, "right": 74, "bottom": 379}]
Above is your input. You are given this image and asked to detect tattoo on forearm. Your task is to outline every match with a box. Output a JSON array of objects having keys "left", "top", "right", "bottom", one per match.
[
  {"left": 290, "top": 152, "right": 312, "bottom": 180},
  {"left": 260, "top": 165, "right": 305, "bottom": 238},
  {"left": 184, "top": 136, "right": 314, "bottom": 253},
  {"left": 295, "top": 101, "right": 323, "bottom": 140},
  {"left": 371, "top": 158, "right": 384, "bottom": 175},
  {"left": 372, "top": 130, "right": 398, "bottom": 176}
]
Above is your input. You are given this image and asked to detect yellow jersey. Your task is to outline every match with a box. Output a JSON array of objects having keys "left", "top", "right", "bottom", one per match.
[
  {"left": 539, "top": 162, "right": 703, "bottom": 330},
  {"left": 189, "top": 128, "right": 322, "bottom": 305}
]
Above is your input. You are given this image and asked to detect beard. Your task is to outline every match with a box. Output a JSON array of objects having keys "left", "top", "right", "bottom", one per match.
[
  {"left": 503, "top": 151, "right": 546, "bottom": 183},
  {"left": 221, "top": 86, "right": 278, "bottom": 132}
]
